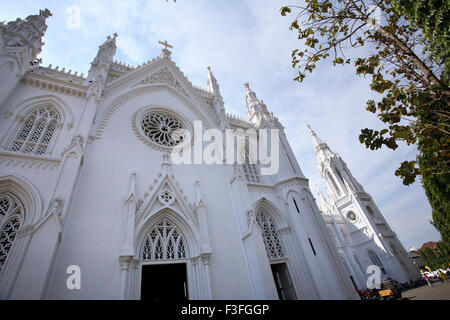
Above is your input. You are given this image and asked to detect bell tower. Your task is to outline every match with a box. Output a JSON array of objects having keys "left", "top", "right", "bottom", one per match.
[
  {"left": 307, "top": 124, "right": 364, "bottom": 202},
  {"left": 308, "top": 124, "right": 421, "bottom": 284}
]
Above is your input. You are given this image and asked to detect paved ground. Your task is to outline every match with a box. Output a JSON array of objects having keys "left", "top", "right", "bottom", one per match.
[{"left": 402, "top": 280, "right": 450, "bottom": 300}]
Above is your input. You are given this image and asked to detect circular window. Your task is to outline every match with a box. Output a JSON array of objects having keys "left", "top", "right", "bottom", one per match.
[
  {"left": 346, "top": 211, "right": 357, "bottom": 222},
  {"left": 158, "top": 190, "right": 175, "bottom": 205},
  {"left": 141, "top": 112, "right": 185, "bottom": 147}
]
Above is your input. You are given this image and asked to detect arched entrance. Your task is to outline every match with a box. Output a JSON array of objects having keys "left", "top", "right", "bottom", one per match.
[
  {"left": 254, "top": 202, "right": 297, "bottom": 300},
  {"left": 125, "top": 208, "right": 212, "bottom": 300},
  {"left": 139, "top": 217, "right": 188, "bottom": 301}
]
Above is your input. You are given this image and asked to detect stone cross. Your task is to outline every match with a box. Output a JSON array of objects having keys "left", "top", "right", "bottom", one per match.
[
  {"left": 158, "top": 40, "right": 173, "bottom": 51},
  {"left": 158, "top": 40, "right": 173, "bottom": 58}
]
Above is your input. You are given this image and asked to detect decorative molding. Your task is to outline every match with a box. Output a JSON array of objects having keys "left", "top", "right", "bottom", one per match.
[
  {"left": 16, "top": 224, "right": 34, "bottom": 239},
  {"left": 47, "top": 196, "right": 64, "bottom": 222},
  {"left": 22, "top": 70, "right": 87, "bottom": 98},
  {"left": 0, "top": 150, "right": 60, "bottom": 170},
  {"left": 135, "top": 156, "right": 197, "bottom": 227},
  {"left": 133, "top": 66, "right": 190, "bottom": 98},
  {"left": 335, "top": 194, "right": 351, "bottom": 208},
  {"left": 95, "top": 86, "right": 213, "bottom": 140},
  {"left": 247, "top": 184, "right": 276, "bottom": 194}
]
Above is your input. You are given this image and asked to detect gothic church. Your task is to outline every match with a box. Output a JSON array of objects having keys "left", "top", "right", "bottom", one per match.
[{"left": 0, "top": 9, "right": 419, "bottom": 300}]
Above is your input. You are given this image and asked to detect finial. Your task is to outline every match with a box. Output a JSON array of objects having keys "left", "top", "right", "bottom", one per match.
[
  {"left": 158, "top": 40, "right": 173, "bottom": 58},
  {"left": 244, "top": 82, "right": 250, "bottom": 89},
  {"left": 306, "top": 122, "right": 314, "bottom": 134},
  {"left": 39, "top": 8, "right": 52, "bottom": 18}
]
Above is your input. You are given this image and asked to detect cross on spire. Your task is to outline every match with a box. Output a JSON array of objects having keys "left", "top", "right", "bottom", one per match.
[
  {"left": 158, "top": 40, "right": 173, "bottom": 58},
  {"left": 158, "top": 40, "right": 173, "bottom": 50}
]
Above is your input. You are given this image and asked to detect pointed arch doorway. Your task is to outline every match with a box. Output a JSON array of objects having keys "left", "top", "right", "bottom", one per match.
[
  {"left": 139, "top": 217, "right": 189, "bottom": 301},
  {"left": 125, "top": 210, "right": 212, "bottom": 301},
  {"left": 255, "top": 204, "right": 297, "bottom": 300}
]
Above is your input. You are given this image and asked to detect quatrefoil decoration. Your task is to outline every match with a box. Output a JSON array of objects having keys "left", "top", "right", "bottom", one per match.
[{"left": 158, "top": 190, "right": 175, "bottom": 205}]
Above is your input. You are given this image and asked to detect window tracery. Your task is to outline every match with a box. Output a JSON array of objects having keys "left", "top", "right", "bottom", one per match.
[
  {"left": 8, "top": 106, "right": 60, "bottom": 155},
  {"left": 0, "top": 193, "right": 24, "bottom": 271},
  {"left": 142, "top": 218, "right": 186, "bottom": 260},
  {"left": 255, "top": 208, "right": 284, "bottom": 260},
  {"left": 141, "top": 112, "right": 185, "bottom": 147}
]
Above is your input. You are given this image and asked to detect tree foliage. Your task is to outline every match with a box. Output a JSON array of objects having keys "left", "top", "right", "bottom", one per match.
[
  {"left": 418, "top": 242, "right": 450, "bottom": 270},
  {"left": 281, "top": 0, "right": 449, "bottom": 244}
]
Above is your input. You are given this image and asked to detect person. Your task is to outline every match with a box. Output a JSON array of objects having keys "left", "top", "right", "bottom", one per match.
[
  {"left": 422, "top": 273, "right": 432, "bottom": 286},
  {"left": 438, "top": 270, "right": 448, "bottom": 282}
]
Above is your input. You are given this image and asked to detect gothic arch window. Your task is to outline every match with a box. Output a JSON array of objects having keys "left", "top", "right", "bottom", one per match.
[
  {"left": 326, "top": 170, "right": 341, "bottom": 197},
  {"left": 336, "top": 168, "right": 345, "bottom": 185},
  {"left": 141, "top": 218, "right": 186, "bottom": 260},
  {"left": 0, "top": 192, "right": 24, "bottom": 272},
  {"left": 255, "top": 207, "right": 284, "bottom": 260},
  {"left": 335, "top": 168, "right": 347, "bottom": 192},
  {"left": 8, "top": 105, "right": 60, "bottom": 155},
  {"left": 368, "top": 250, "right": 386, "bottom": 274}
]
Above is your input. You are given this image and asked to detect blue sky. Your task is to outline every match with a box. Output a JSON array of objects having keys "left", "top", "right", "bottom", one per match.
[{"left": 1, "top": 0, "right": 441, "bottom": 250}]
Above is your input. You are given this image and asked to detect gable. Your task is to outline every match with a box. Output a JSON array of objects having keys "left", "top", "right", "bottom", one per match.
[{"left": 93, "top": 57, "right": 219, "bottom": 138}]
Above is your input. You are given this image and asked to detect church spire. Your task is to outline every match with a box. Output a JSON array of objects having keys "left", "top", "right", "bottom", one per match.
[
  {"left": 207, "top": 66, "right": 221, "bottom": 97},
  {"left": 0, "top": 8, "right": 52, "bottom": 62},
  {"left": 309, "top": 124, "right": 364, "bottom": 201},
  {"left": 307, "top": 123, "right": 323, "bottom": 149},
  {"left": 0, "top": 9, "right": 52, "bottom": 106},
  {"left": 306, "top": 123, "right": 336, "bottom": 163},
  {"left": 207, "top": 66, "right": 227, "bottom": 123},
  {"left": 86, "top": 33, "right": 118, "bottom": 91},
  {"left": 244, "top": 82, "right": 260, "bottom": 107},
  {"left": 244, "top": 83, "right": 280, "bottom": 128}
]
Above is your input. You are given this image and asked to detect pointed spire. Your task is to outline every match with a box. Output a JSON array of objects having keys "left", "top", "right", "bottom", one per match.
[
  {"left": 126, "top": 172, "right": 137, "bottom": 203},
  {"left": 103, "top": 33, "right": 118, "bottom": 46},
  {"left": 97, "top": 33, "right": 118, "bottom": 59},
  {"left": 194, "top": 180, "right": 204, "bottom": 207},
  {"left": 307, "top": 122, "right": 324, "bottom": 149},
  {"left": 315, "top": 184, "right": 333, "bottom": 213},
  {"left": 86, "top": 33, "right": 118, "bottom": 85},
  {"left": 1, "top": 8, "right": 52, "bottom": 61},
  {"left": 207, "top": 66, "right": 221, "bottom": 96},
  {"left": 244, "top": 82, "right": 259, "bottom": 107}
]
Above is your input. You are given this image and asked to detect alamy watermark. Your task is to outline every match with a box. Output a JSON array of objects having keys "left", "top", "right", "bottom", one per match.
[
  {"left": 66, "top": 5, "right": 81, "bottom": 30},
  {"left": 366, "top": 265, "right": 382, "bottom": 289},
  {"left": 169, "top": 121, "right": 280, "bottom": 175},
  {"left": 66, "top": 265, "right": 81, "bottom": 290}
]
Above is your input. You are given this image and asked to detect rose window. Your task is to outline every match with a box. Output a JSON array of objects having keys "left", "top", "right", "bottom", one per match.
[
  {"left": 141, "top": 112, "right": 185, "bottom": 147},
  {"left": 158, "top": 190, "right": 175, "bottom": 205}
]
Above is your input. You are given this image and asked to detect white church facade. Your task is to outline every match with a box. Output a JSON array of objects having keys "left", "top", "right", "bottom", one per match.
[{"left": 0, "top": 9, "right": 419, "bottom": 300}]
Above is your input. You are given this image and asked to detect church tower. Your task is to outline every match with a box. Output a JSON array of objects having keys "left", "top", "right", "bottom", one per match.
[
  {"left": 244, "top": 83, "right": 281, "bottom": 129},
  {"left": 308, "top": 125, "right": 421, "bottom": 287},
  {"left": 0, "top": 9, "right": 52, "bottom": 106}
]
